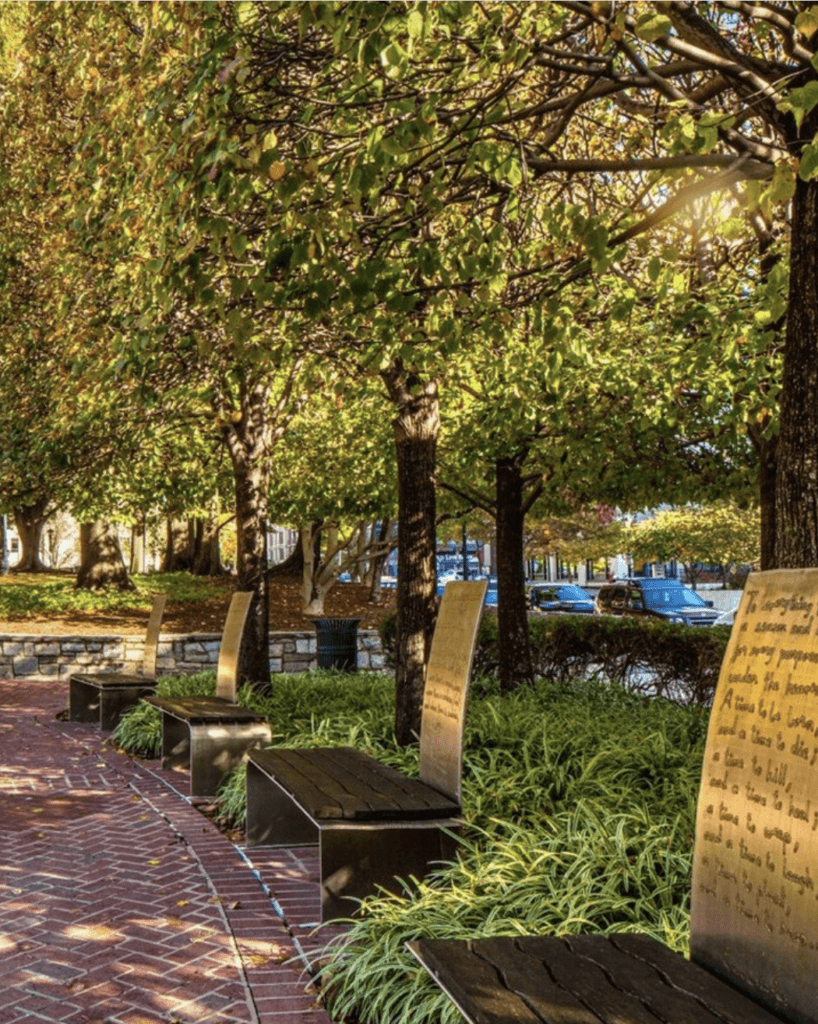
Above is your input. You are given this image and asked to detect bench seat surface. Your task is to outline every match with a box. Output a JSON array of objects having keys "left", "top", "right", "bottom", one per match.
[
  {"left": 249, "top": 746, "right": 460, "bottom": 822},
  {"left": 71, "top": 672, "right": 154, "bottom": 689},
  {"left": 145, "top": 694, "right": 268, "bottom": 724},
  {"left": 408, "top": 933, "right": 784, "bottom": 1024}
]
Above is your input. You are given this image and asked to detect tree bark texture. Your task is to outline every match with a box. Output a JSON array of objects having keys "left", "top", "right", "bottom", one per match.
[
  {"left": 495, "top": 457, "right": 535, "bottom": 692},
  {"left": 11, "top": 500, "right": 50, "bottom": 573},
  {"left": 757, "top": 432, "right": 778, "bottom": 571},
  {"left": 223, "top": 380, "right": 272, "bottom": 689},
  {"left": 191, "top": 514, "right": 223, "bottom": 576},
  {"left": 75, "top": 520, "right": 135, "bottom": 591},
  {"left": 775, "top": 176, "right": 818, "bottom": 568},
  {"left": 130, "top": 524, "right": 147, "bottom": 575},
  {"left": 382, "top": 364, "right": 439, "bottom": 746},
  {"left": 162, "top": 518, "right": 194, "bottom": 572}
]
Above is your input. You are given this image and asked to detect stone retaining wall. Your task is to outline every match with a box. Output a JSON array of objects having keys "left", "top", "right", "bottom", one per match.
[{"left": 0, "top": 630, "right": 385, "bottom": 682}]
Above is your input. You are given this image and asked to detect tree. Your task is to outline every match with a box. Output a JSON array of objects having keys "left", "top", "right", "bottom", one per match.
[
  {"left": 13, "top": 1, "right": 813, "bottom": 728},
  {"left": 629, "top": 502, "right": 761, "bottom": 588},
  {"left": 503, "top": 1, "right": 818, "bottom": 567},
  {"left": 267, "top": 376, "right": 398, "bottom": 617},
  {"left": 75, "top": 520, "right": 135, "bottom": 591}
]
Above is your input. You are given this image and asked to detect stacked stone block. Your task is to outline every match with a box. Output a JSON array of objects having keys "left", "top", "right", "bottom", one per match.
[{"left": 0, "top": 630, "right": 385, "bottom": 681}]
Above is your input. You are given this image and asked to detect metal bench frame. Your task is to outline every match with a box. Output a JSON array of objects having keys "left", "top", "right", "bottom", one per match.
[
  {"left": 69, "top": 593, "right": 167, "bottom": 731},
  {"left": 245, "top": 579, "right": 487, "bottom": 921},
  {"left": 146, "top": 591, "right": 271, "bottom": 798}
]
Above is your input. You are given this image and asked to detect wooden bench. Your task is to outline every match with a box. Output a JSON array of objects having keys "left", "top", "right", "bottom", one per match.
[
  {"left": 409, "top": 568, "right": 818, "bottom": 1024},
  {"left": 245, "top": 579, "right": 488, "bottom": 922},
  {"left": 145, "top": 591, "right": 271, "bottom": 799},
  {"left": 69, "top": 593, "right": 167, "bottom": 732}
]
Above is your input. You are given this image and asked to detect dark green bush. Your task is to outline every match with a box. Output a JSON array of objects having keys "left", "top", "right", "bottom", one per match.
[{"left": 379, "top": 610, "right": 728, "bottom": 704}]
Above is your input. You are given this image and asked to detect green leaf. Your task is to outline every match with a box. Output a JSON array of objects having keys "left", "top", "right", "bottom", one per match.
[
  {"left": 800, "top": 142, "right": 818, "bottom": 182},
  {"left": 766, "top": 161, "right": 796, "bottom": 202},
  {"left": 796, "top": 10, "right": 818, "bottom": 40},
  {"left": 230, "top": 233, "right": 248, "bottom": 258},
  {"left": 778, "top": 81, "right": 818, "bottom": 130},
  {"left": 407, "top": 9, "right": 423, "bottom": 39},
  {"left": 634, "top": 12, "right": 671, "bottom": 42},
  {"left": 584, "top": 224, "right": 609, "bottom": 261},
  {"left": 648, "top": 256, "right": 662, "bottom": 282}
]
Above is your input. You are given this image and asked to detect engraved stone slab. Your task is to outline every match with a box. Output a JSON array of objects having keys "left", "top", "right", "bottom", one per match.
[
  {"left": 691, "top": 569, "right": 818, "bottom": 1022},
  {"left": 419, "top": 579, "right": 487, "bottom": 803}
]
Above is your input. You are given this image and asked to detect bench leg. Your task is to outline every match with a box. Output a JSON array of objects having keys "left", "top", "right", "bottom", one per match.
[
  {"left": 69, "top": 678, "right": 100, "bottom": 724},
  {"left": 245, "top": 759, "right": 320, "bottom": 846},
  {"left": 99, "top": 685, "right": 156, "bottom": 732},
  {"left": 160, "top": 712, "right": 192, "bottom": 773},
  {"left": 319, "top": 822, "right": 460, "bottom": 922},
  {"left": 187, "top": 721, "right": 272, "bottom": 798}
]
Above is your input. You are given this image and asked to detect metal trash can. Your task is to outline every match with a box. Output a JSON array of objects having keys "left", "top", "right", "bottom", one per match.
[{"left": 313, "top": 617, "right": 360, "bottom": 671}]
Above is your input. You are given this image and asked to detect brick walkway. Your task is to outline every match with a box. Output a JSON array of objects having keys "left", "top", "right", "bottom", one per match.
[{"left": 0, "top": 679, "right": 344, "bottom": 1024}]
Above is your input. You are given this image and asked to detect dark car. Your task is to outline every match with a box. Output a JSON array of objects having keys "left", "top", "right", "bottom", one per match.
[
  {"left": 529, "top": 584, "right": 595, "bottom": 614},
  {"left": 594, "top": 578, "right": 720, "bottom": 626}
]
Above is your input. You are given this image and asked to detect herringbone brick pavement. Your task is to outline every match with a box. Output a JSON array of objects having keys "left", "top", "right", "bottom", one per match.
[{"left": 0, "top": 679, "right": 338, "bottom": 1024}]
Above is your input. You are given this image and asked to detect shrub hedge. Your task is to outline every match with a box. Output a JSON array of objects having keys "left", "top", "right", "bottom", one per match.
[{"left": 380, "top": 610, "right": 730, "bottom": 704}]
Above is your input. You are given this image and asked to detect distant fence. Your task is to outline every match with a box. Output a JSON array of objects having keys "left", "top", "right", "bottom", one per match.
[{"left": 0, "top": 630, "right": 385, "bottom": 682}]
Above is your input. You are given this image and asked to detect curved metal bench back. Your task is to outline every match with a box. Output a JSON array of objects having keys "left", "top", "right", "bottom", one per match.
[
  {"left": 419, "top": 579, "right": 487, "bottom": 804},
  {"left": 215, "top": 591, "right": 254, "bottom": 701},
  {"left": 141, "top": 594, "right": 168, "bottom": 678},
  {"left": 691, "top": 568, "right": 818, "bottom": 1023}
]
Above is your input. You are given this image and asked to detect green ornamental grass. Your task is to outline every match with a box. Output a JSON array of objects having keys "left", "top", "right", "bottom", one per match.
[{"left": 114, "top": 669, "right": 707, "bottom": 1023}]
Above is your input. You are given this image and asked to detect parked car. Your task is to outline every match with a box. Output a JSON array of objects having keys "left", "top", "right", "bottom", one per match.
[
  {"left": 437, "top": 576, "right": 499, "bottom": 606},
  {"left": 594, "top": 578, "right": 720, "bottom": 626},
  {"left": 712, "top": 606, "right": 736, "bottom": 628},
  {"left": 529, "top": 584, "right": 595, "bottom": 615}
]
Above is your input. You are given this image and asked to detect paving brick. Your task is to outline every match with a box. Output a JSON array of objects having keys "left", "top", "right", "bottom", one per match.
[{"left": 0, "top": 679, "right": 337, "bottom": 1024}]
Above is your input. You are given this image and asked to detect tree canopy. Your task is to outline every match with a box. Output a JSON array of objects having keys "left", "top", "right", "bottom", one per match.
[{"left": 4, "top": 1, "right": 818, "bottom": 713}]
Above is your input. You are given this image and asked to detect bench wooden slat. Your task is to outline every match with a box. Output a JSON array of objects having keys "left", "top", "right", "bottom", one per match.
[
  {"left": 308, "top": 747, "right": 457, "bottom": 814},
  {"left": 408, "top": 937, "right": 585, "bottom": 1024},
  {"left": 472, "top": 937, "right": 615, "bottom": 1024},
  {"left": 609, "top": 935, "right": 783, "bottom": 1024},
  {"left": 250, "top": 747, "right": 459, "bottom": 821},
  {"left": 71, "top": 672, "right": 150, "bottom": 688},
  {"left": 412, "top": 935, "right": 779, "bottom": 1024},
  {"left": 510, "top": 936, "right": 667, "bottom": 1024},
  {"left": 146, "top": 694, "right": 268, "bottom": 725},
  {"left": 546, "top": 936, "right": 722, "bottom": 1024}
]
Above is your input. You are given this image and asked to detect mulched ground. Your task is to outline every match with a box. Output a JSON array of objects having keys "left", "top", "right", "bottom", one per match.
[{"left": 0, "top": 577, "right": 396, "bottom": 636}]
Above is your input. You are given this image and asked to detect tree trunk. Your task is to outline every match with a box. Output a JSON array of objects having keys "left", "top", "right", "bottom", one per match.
[
  {"left": 301, "top": 524, "right": 322, "bottom": 615},
  {"left": 366, "top": 517, "right": 393, "bottom": 603},
  {"left": 757, "top": 432, "right": 777, "bottom": 571},
  {"left": 162, "top": 518, "right": 194, "bottom": 572},
  {"left": 130, "top": 523, "right": 147, "bottom": 574},
  {"left": 223, "top": 380, "right": 273, "bottom": 689},
  {"left": 75, "top": 520, "right": 136, "bottom": 591},
  {"left": 269, "top": 537, "right": 304, "bottom": 577},
  {"left": 382, "top": 363, "right": 439, "bottom": 746},
  {"left": 191, "top": 513, "right": 223, "bottom": 576},
  {"left": 11, "top": 500, "right": 51, "bottom": 573},
  {"left": 775, "top": 175, "right": 818, "bottom": 567},
  {"left": 495, "top": 456, "right": 535, "bottom": 692}
]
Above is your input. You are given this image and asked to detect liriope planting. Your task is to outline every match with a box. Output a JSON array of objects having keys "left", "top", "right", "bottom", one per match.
[{"left": 113, "top": 671, "right": 708, "bottom": 1023}]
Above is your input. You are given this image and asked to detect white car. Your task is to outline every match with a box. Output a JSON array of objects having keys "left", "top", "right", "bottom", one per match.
[{"left": 712, "top": 607, "right": 736, "bottom": 628}]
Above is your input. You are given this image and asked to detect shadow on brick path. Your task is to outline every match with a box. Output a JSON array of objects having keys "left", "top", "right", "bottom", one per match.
[{"left": 0, "top": 679, "right": 343, "bottom": 1024}]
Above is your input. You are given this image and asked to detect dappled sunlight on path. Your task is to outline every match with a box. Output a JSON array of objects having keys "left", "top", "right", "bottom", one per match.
[{"left": 0, "top": 679, "right": 333, "bottom": 1023}]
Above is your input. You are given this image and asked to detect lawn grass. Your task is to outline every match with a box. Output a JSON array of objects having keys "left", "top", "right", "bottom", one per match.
[
  {"left": 114, "top": 669, "right": 708, "bottom": 1024},
  {"left": 0, "top": 572, "right": 227, "bottom": 617}
]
